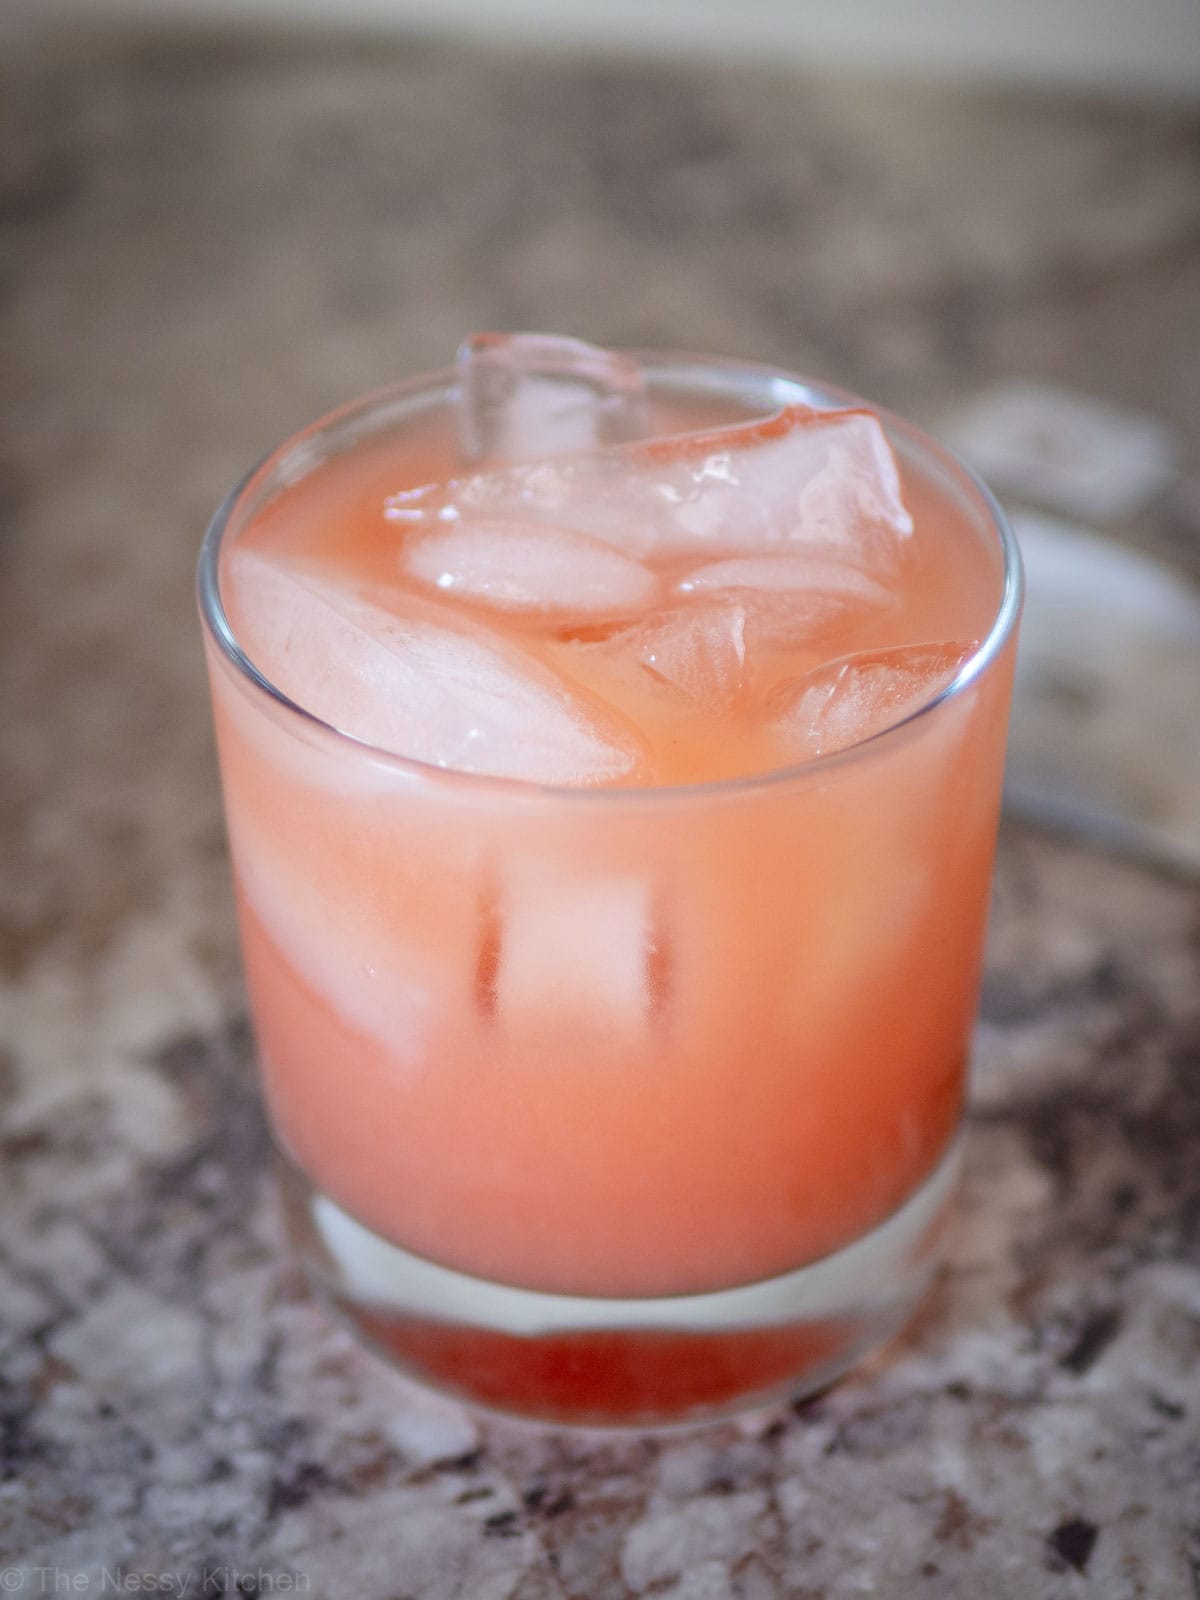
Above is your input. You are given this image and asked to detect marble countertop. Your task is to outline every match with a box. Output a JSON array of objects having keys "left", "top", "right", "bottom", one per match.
[{"left": 2, "top": 17, "right": 1199, "bottom": 1596}]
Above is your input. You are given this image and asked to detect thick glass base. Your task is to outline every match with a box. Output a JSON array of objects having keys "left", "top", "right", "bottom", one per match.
[{"left": 276, "top": 1139, "right": 960, "bottom": 1428}]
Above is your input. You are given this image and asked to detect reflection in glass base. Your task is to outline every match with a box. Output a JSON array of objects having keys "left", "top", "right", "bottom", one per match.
[{"left": 276, "top": 1138, "right": 961, "bottom": 1428}]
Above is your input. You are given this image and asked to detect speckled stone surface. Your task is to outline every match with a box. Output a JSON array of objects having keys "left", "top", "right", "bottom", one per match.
[{"left": 2, "top": 18, "right": 1199, "bottom": 1596}]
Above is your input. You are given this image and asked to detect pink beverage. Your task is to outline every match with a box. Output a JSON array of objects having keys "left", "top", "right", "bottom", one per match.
[{"left": 199, "top": 337, "right": 1020, "bottom": 1424}]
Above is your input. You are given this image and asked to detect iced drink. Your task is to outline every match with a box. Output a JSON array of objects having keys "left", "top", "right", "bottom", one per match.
[{"left": 199, "top": 337, "right": 1020, "bottom": 1424}]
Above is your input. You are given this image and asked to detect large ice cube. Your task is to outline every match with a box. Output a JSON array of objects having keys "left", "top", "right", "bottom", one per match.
[
  {"left": 677, "top": 553, "right": 893, "bottom": 646},
  {"left": 226, "top": 550, "right": 642, "bottom": 784},
  {"left": 457, "top": 332, "right": 649, "bottom": 463},
  {"left": 406, "top": 403, "right": 913, "bottom": 564},
  {"left": 580, "top": 603, "right": 748, "bottom": 710},
  {"left": 635, "top": 604, "right": 748, "bottom": 708},
  {"left": 404, "top": 520, "right": 659, "bottom": 619},
  {"left": 494, "top": 871, "right": 662, "bottom": 1029},
  {"left": 229, "top": 814, "right": 434, "bottom": 1059},
  {"left": 678, "top": 553, "right": 890, "bottom": 604},
  {"left": 773, "top": 641, "right": 974, "bottom": 758}
]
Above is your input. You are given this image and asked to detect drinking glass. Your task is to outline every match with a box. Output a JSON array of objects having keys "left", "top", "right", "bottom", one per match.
[{"left": 198, "top": 353, "right": 1021, "bottom": 1426}]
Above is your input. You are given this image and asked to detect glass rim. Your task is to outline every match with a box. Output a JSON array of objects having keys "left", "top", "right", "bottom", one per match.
[{"left": 197, "top": 348, "right": 1023, "bottom": 806}]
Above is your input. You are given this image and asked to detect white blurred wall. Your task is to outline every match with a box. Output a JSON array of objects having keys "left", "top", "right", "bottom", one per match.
[{"left": 11, "top": 0, "right": 1200, "bottom": 95}]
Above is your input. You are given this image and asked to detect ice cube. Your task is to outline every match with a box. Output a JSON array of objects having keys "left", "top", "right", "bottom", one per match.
[
  {"left": 419, "top": 402, "right": 913, "bottom": 565},
  {"left": 457, "top": 332, "right": 649, "bottom": 464},
  {"left": 773, "top": 641, "right": 974, "bottom": 758},
  {"left": 599, "top": 603, "right": 749, "bottom": 709},
  {"left": 494, "top": 871, "right": 663, "bottom": 1029},
  {"left": 677, "top": 553, "right": 893, "bottom": 645},
  {"left": 678, "top": 553, "right": 890, "bottom": 604},
  {"left": 229, "top": 815, "right": 433, "bottom": 1059},
  {"left": 404, "top": 520, "right": 660, "bottom": 619},
  {"left": 226, "top": 549, "right": 642, "bottom": 784}
]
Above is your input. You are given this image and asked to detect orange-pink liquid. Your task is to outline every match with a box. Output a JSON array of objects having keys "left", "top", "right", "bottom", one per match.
[{"left": 207, "top": 398, "right": 1012, "bottom": 1315}]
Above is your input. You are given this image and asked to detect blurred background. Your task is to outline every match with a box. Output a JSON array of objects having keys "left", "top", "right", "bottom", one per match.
[
  {"left": 3, "top": 0, "right": 1200, "bottom": 1586},
  {"left": 9, "top": 0, "right": 1200, "bottom": 93}
]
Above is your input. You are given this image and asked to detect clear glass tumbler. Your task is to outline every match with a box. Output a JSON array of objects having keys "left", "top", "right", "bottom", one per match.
[{"left": 198, "top": 353, "right": 1021, "bottom": 1426}]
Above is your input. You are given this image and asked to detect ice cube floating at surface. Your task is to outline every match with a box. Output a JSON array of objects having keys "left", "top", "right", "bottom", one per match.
[
  {"left": 773, "top": 641, "right": 976, "bottom": 759},
  {"left": 405, "top": 521, "right": 659, "bottom": 620},
  {"left": 457, "top": 332, "right": 649, "bottom": 463},
  {"left": 678, "top": 553, "right": 891, "bottom": 608},
  {"left": 390, "top": 394, "right": 915, "bottom": 566},
  {"left": 225, "top": 549, "right": 642, "bottom": 785},
  {"left": 614, "top": 603, "right": 750, "bottom": 709},
  {"left": 676, "top": 553, "right": 895, "bottom": 651}
]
